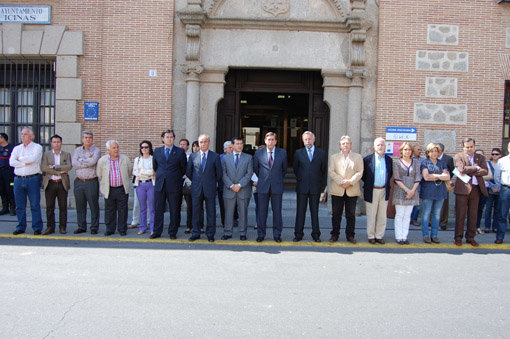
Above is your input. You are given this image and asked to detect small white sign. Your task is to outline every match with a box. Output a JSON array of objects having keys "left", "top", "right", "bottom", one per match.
[
  {"left": 386, "top": 126, "right": 417, "bottom": 141},
  {"left": 0, "top": 5, "right": 51, "bottom": 24},
  {"left": 149, "top": 69, "right": 157, "bottom": 77}
]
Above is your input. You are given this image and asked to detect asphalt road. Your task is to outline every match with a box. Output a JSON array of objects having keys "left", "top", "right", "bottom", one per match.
[{"left": 1, "top": 238, "right": 509, "bottom": 338}]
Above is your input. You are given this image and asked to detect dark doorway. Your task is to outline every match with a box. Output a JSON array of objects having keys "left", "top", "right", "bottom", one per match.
[{"left": 216, "top": 69, "right": 329, "bottom": 166}]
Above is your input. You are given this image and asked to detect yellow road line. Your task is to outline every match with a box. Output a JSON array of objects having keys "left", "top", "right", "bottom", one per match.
[{"left": 0, "top": 233, "right": 509, "bottom": 250}]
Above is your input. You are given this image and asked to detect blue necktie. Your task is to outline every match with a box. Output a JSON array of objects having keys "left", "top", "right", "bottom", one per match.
[
  {"left": 235, "top": 153, "right": 239, "bottom": 169},
  {"left": 269, "top": 151, "right": 273, "bottom": 168},
  {"left": 308, "top": 149, "right": 313, "bottom": 162},
  {"left": 165, "top": 148, "right": 170, "bottom": 160},
  {"left": 201, "top": 153, "right": 206, "bottom": 171}
]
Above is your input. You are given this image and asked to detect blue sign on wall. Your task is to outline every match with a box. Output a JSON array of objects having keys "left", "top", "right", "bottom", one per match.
[{"left": 84, "top": 102, "right": 99, "bottom": 121}]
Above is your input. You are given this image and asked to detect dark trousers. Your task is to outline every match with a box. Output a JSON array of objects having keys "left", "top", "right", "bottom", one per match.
[
  {"left": 294, "top": 192, "right": 321, "bottom": 239},
  {"left": 104, "top": 186, "right": 128, "bottom": 234},
  {"left": 476, "top": 193, "right": 487, "bottom": 228},
  {"left": 0, "top": 166, "right": 14, "bottom": 210},
  {"left": 440, "top": 192, "right": 450, "bottom": 227},
  {"left": 331, "top": 193, "right": 357, "bottom": 238},
  {"left": 455, "top": 186, "right": 480, "bottom": 241},
  {"left": 154, "top": 186, "right": 181, "bottom": 237},
  {"left": 45, "top": 181, "right": 68, "bottom": 230},
  {"left": 218, "top": 187, "right": 225, "bottom": 226},
  {"left": 74, "top": 178, "right": 99, "bottom": 231},
  {"left": 257, "top": 191, "right": 283, "bottom": 239},
  {"left": 176, "top": 191, "right": 193, "bottom": 229},
  {"left": 191, "top": 190, "right": 216, "bottom": 238}
]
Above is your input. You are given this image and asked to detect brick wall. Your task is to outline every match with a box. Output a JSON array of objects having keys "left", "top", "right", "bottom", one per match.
[
  {"left": 377, "top": 0, "right": 509, "bottom": 156},
  {"left": 2, "top": 0, "right": 175, "bottom": 158}
]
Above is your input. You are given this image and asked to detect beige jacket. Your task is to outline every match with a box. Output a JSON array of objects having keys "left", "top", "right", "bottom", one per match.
[
  {"left": 96, "top": 154, "right": 132, "bottom": 198},
  {"left": 328, "top": 151, "right": 364, "bottom": 197},
  {"left": 41, "top": 150, "right": 72, "bottom": 191}
]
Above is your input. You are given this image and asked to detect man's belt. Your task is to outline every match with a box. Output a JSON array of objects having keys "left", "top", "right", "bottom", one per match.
[
  {"left": 50, "top": 179, "right": 62, "bottom": 183},
  {"left": 503, "top": 184, "right": 510, "bottom": 189},
  {"left": 374, "top": 185, "right": 385, "bottom": 189},
  {"left": 76, "top": 177, "right": 98, "bottom": 182},
  {"left": 15, "top": 174, "right": 39, "bottom": 178}
]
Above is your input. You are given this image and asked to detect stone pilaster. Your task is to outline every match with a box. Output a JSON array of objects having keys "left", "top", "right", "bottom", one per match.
[
  {"left": 182, "top": 64, "right": 203, "bottom": 144},
  {"left": 346, "top": 69, "right": 365, "bottom": 153}
]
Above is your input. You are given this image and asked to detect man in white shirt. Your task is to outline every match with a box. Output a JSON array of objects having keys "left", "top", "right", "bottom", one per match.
[
  {"left": 9, "top": 128, "right": 43, "bottom": 235},
  {"left": 494, "top": 142, "right": 510, "bottom": 244}
]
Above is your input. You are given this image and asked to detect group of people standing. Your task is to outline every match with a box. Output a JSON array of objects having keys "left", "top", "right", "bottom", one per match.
[{"left": 3, "top": 127, "right": 510, "bottom": 245}]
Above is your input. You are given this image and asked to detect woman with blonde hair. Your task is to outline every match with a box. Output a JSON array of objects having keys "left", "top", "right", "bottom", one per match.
[
  {"left": 420, "top": 143, "right": 450, "bottom": 243},
  {"left": 392, "top": 142, "right": 421, "bottom": 244}
]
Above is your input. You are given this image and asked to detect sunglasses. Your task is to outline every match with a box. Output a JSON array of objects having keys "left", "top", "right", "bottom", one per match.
[
  {"left": 141, "top": 146, "right": 149, "bottom": 149},
  {"left": 492, "top": 153, "right": 501, "bottom": 156}
]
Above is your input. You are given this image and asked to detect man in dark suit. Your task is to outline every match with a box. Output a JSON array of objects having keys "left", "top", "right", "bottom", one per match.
[
  {"left": 151, "top": 129, "right": 187, "bottom": 239},
  {"left": 253, "top": 132, "right": 287, "bottom": 242},
  {"left": 438, "top": 143, "right": 454, "bottom": 230},
  {"left": 187, "top": 134, "right": 222, "bottom": 242},
  {"left": 362, "top": 137, "right": 393, "bottom": 244},
  {"left": 221, "top": 137, "right": 253, "bottom": 241},
  {"left": 293, "top": 131, "right": 327, "bottom": 242},
  {"left": 453, "top": 137, "right": 488, "bottom": 247}
]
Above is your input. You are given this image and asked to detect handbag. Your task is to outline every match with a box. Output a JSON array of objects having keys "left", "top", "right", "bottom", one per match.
[{"left": 445, "top": 179, "right": 454, "bottom": 192}]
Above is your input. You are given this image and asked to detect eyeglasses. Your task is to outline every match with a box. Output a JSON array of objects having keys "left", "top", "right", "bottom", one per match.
[
  {"left": 141, "top": 146, "right": 149, "bottom": 149},
  {"left": 492, "top": 153, "right": 501, "bottom": 156}
]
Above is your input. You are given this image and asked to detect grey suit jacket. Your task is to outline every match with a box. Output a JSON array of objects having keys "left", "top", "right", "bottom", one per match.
[{"left": 222, "top": 152, "right": 253, "bottom": 199}]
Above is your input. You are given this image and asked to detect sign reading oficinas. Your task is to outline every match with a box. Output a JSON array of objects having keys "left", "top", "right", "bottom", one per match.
[{"left": 0, "top": 5, "right": 51, "bottom": 24}]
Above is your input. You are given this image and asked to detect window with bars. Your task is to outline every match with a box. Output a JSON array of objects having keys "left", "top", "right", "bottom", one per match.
[{"left": 0, "top": 59, "right": 55, "bottom": 151}]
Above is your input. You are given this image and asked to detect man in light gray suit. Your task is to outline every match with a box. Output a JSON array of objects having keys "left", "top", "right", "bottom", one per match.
[{"left": 221, "top": 137, "right": 253, "bottom": 240}]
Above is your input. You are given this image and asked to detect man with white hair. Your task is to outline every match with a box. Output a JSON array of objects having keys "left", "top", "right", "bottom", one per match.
[
  {"left": 362, "top": 137, "right": 393, "bottom": 244},
  {"left": 96, "top": 140, "right": 133, "bottom": 236},
  {"left": 218, "top": 140, "right": 234, "bottom": 227},
  {"left": 10, "top": 128, "right": 43, "bottom": 235}
]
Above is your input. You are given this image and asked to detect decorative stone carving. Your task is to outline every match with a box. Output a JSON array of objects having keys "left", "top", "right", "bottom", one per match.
[
  {"left": 425, "top": 77, "right": 457, "bottom": 98},
  {"left": 416, "top": 50, "right": 468, "bottom": 72},
  {"left": 177, "top": 1, "right": 207, "bottom": 62},
  {"left": 182, "top": 64, "right": 204, "bottom": 80},
  {"left": 262, "top": 0, "right": 290, "bottom": 17},
  {"left": 414, "top": 103, "right": 467, "bottom": 125},
  {"left": 424, "top": 129, "right": 456, "bottom": 153},
  {"left": 427, "top": 25, "right": 459, "bottom": 45}
]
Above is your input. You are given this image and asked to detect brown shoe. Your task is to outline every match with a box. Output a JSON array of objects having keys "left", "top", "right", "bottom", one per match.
[
  {"left": 42, "top": 228, "right": 55, "bottom": 235},
  {"left": 59, "top": 227, "right": 67, "bottom": 234},
  {"left": 375, "top": 238, "right": 385, "bottom": 244},
  {"left": 423, "top": 237, "right": 431, "bottom": 244},
  {"left": 495, "top": 239, "right": 503, "bottom": 244},
  {"left": 454, "top": 239, "right": 462, "bottom": 246},
  {"left": 368, "top": 238, "right": 376, "bottom": 244},
  {"left": 347, "top": 236, "right": 357, "bottom": 244},
  {"left": 466, "top": 239, "right": 479, "bottom": 247},
  {"left": 431, "top": 237, "right": 440, "bottom": 244},
  {"left": 329, "top": 235, "right": 338, "bottom": 242}
]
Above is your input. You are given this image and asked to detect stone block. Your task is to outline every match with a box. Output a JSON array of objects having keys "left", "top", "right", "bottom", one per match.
[
  {"left": 3, "top": 23, "right": 22, "bottom": 55},
  {"left": 424, "top": 129, "right": 456, "bottom": 154},
  {"left": 21, "top": 30, "right": 43, "bottom": 55},
  {"left": 507, "top": 28, "right": 510, "bottom": 48},
  {"left": 414, "top": 103, "right": 467, "bottom": 125},
  {"left": 428, "top": 25, "right": 458, "bottom": 45},
  {"left": 56, "top": 78, "right": 83, "bottom": 100},
  {"left": 55, "top": 122, "right": 82, "bottom": 145},
  {"left": 56, "top": 56, "right": 78, "bottom": 78},
  {"left": 0, "top": 33, "right": 3, "bottom": 55},
  {"left": 57, "top": 31, "right": 84, "bottom": 56},
  {"left": 425, "top": 77, "right": 457, "bottom": 98},
  {"left": 40, "top": 25, "right": 66, "bottom": 56},
  {"left": 416, "top": 50, "right": 468, "bottom": 72},
  {"left": 55, "top": 99, "right": 77, "bottom": 122}
]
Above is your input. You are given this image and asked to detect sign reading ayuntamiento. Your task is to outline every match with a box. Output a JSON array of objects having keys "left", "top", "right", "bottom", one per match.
[{"left": 0, "top": 5, "right": 51, "bottom": 24}]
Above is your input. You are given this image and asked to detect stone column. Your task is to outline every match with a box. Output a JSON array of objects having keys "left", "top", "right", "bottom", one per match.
[
  {"left": 346, "top": 69, "right": 364, "bottom": 153},
  {"left": 182, "top": 64, "right": 203, "bottom": 144}
]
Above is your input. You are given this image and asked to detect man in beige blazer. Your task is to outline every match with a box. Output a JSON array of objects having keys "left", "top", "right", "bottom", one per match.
[
  {"left": 96, "top": 140, "right": 133, "bottom": 236},
  {"left": 454, "top": 137, "right": 488, "bottom": 247},
  {"left": 328, "top": 135, "right": 364, "bottom": 243},
  {"left": 41, "top": 135, "right": 72, "bottom": 235}
]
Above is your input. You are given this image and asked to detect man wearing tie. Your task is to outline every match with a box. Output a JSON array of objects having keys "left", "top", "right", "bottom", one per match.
[
  {"left": 453, "top": 138, "right": 488, "bottom": 247},
  {"left": 221, "top": 137, "right": 253, "bottom": 241},
  {"left": 151, "top": 129, "right": 187, "bottom": 239},
  {"left": 187, "top": 134, "right": 222, "bottom": 242},
  {"left": 253, "top": 132, "right": 287, "bottom": 242},
  {"left": 293, "top": 131, "right": 327, "bottom": 242}
]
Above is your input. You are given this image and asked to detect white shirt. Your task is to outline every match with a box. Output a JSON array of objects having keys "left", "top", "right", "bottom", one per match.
[
  {"left": 495, "top": 155, "right": 510, "bottom": 187},
  {"left": 50, "top": 150, "right": 62, "bottom": 180},
  {"left": 468, "top": 155, "right": 479, "bottom": 186},
  {"left": 9, "top": 141, "right": 43, "bottom": 176},
  {"left": 342, "top": 151, "right": 350, "bottom": 167}
]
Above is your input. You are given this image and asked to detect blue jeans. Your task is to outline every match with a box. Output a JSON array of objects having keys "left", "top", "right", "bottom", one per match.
[
  {"left": 14, "top": 175, "right": 43, "bottom": 232},
  {"left": 496, "top": 186, "right": 510, "bottom": 240},
  {"left": 484, "top": 192, "right": 499, "bottom": 231},
  {"left": 421, "top": 198, "right": 444, "bottom": 237},
  {"left": 411, "top": 204, "right": 420, "bottom": 222}
]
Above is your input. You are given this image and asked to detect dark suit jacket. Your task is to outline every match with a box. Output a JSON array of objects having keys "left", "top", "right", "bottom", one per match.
[
  {"left": 362, "top": 153, "right": 393, "bottom": 202},
  {"left": 186, "top": 150, "right": 222, "bottom": 198},
  {"left": 440, "top": 154, "right": 455, "bottom": 176},
  {"left": 293, "top": 146, "right": 327, "bottom": 194},
  {"left": 153, "top": 146, "right": 187, "bottom": 192},
  {"left": 453, "top": 152, "right": 488, "bottom": 197},
  {"left": 253, "top": 147, "right": 287, "bottom": 195},
  {"left": 41, "top": 150, "right": 72, "bottom": 191}
]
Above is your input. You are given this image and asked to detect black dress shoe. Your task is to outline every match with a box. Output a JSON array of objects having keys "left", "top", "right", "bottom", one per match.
[
  {"left": 221, "top": 235, "right": 232, "bottom": 240},
  {"left": 9, "top": 208, "right": 16, "bottom": 216},
  {"left": 150, "top": 233, "right": 161, "bottom": 239},
  {"left": 313, "top": 238, "right": 322, "bottom": 243},
  {"left": 274, "top": 237, "right": 282, "bottom": 243},
  {"left": 293, "top": 237, "right": 302, "bottom": 242},
  {"left": 0, "top": 208, "right": 8, "bottom": 215},
  {"left": 208, "top": 237, "right": 215, "bottom": 242},
  {"left": 240, "top": 235, "right": 247, "bottom": 241},
  {"left": 104, "top": 231, "right": 114, "bottom": 236},
  {"left": 375, "top": 238, "right": 385, "bottom": 244},
  {"left": 184, "top": 228, "right": 191, "bottom": 234},
  {"left": 91, "top": 229, "right": 98, "bottom": 235},
  {"left": 189, "top": 235, "right": 200, "bottom": 242},
  {"left": 74, "top": 228, "right": 86, "bottom": 234},
  {"left": 329, "top": 235, "right": 338, "bottom": 243},
  {"left": 256, "top": 237, "right": 264, "bottom": 242},
  {"left": 13, "top": 230, "right": 24, "bottom": 235},
  {"left": 368, "top": 239, "right": 376, "bottom": 244},
  {"left": 34, "top": 230, "right": 42, "bottom": 235},
  {"left": 169, "top": 235, "right": 177, "bottom": 240},
  {"left": 119, "top": 232, "right": 127, "bottom": 236}
]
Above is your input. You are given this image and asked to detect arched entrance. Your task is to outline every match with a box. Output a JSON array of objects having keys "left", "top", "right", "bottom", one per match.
[{"left": 216, "top": 69, "right": 329, "bottom": 165}]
